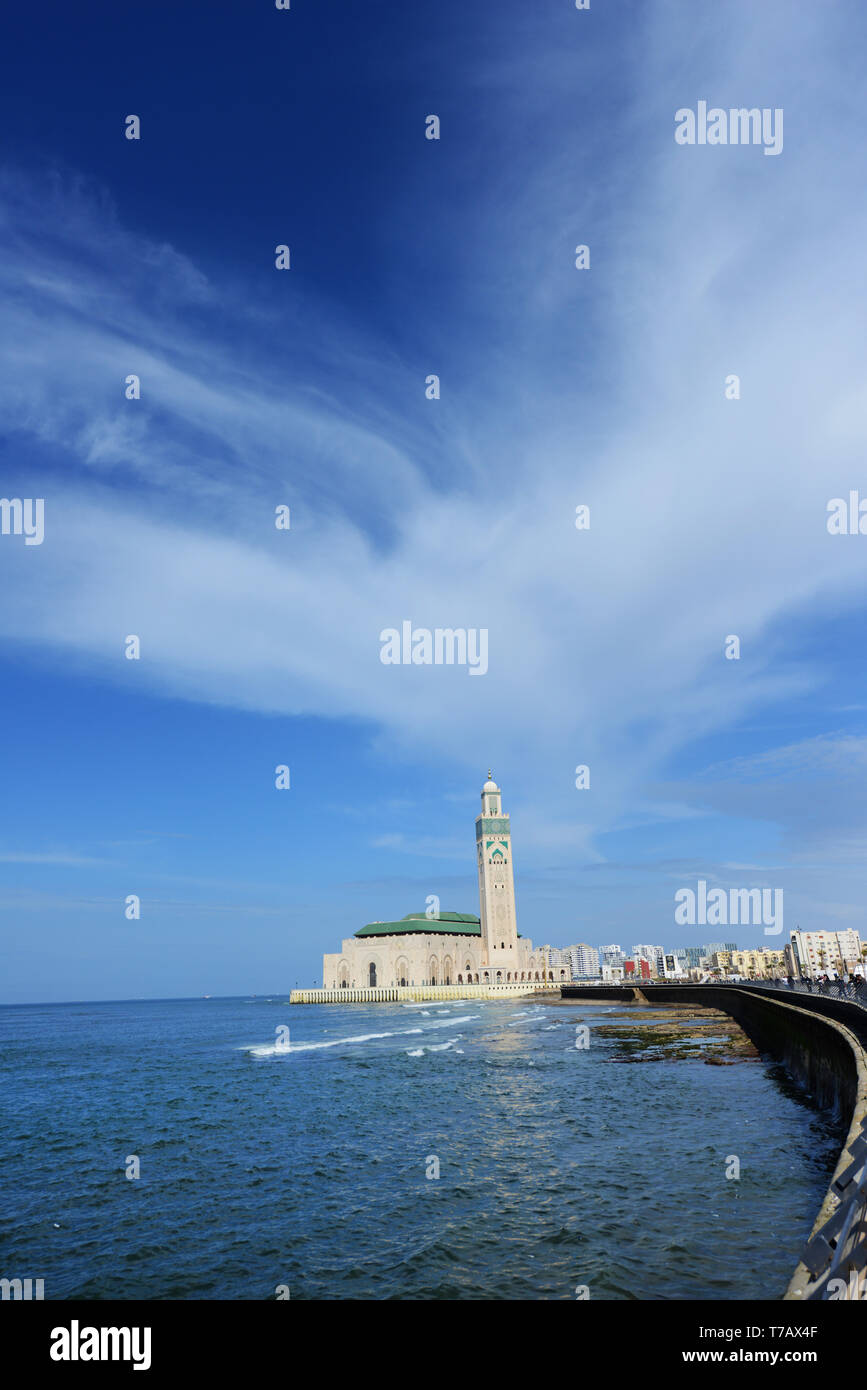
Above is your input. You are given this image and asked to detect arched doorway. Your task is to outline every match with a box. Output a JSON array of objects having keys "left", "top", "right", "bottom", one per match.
[{"left": 369, "top": 962, "right": 377, "bottom": 987}]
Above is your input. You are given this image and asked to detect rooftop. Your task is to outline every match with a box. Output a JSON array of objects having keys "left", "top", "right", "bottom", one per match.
[{"left": 355, "top": 911, "right": 481, "bottom": 938}]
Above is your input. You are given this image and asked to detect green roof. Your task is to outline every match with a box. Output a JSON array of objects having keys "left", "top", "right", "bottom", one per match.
[{"left": 355, "top": 911, "right": 481, "bottom": 938}]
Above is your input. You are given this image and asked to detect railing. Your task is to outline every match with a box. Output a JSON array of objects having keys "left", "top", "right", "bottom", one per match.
[
  {"left": 563, "top": 977, "right": 867, "bottom": 1009},
  {"left": 797, "top": 1114, "right": 867, "bottom": 1300},
  {"left": 733, "top": 976, "right": 867, "bottom": 1008}
]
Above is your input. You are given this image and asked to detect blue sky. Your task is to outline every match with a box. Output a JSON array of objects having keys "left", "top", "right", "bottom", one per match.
[{"left": 2, "top": 0, "right": 867, "bottom": 1002}]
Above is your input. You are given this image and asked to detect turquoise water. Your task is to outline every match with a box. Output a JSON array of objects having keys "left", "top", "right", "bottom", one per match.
[{"left": 0, "top": 996, "right": 845, "bottom": 1300}]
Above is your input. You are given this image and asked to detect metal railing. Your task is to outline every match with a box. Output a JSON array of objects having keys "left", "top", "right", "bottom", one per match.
[
  {"left": 798, "top": 1114, "right": 867, "bottom": 1300},
  {"left": 729, "top": 976, "right": 867, "bottom": 1009},
  {"left": 563, "top": 977, "right": 867, "bottom": 1008}
]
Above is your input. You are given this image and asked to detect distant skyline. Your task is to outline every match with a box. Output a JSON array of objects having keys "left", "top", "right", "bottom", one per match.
[{"left": 3, "top": 1, "right": 867, "bottom": 1002}]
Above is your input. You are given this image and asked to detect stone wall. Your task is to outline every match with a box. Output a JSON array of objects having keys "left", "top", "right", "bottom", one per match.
[{"left": 291, "top": 981, "right": 562, "bottom": 1004}]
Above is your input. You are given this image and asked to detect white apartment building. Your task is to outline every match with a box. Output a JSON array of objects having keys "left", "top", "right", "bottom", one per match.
[
  {"left": 569, "top": 943, "right": 600, "bottom": 978},
  {"left": 788, "top": 929, "right": 864, "bottom": 978}
]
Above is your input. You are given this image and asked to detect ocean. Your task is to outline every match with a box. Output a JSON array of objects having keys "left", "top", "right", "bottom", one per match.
[{"left": 0, "top": 994, "right": 844, "bottom": 1300}]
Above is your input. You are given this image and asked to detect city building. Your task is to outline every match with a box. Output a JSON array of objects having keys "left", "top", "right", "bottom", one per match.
[
  {"left": 663, "top": 951, "right": 689, "bottom": 978},
  {"left": 708, "top": 950, "right": 733, "bottom": 972},
  {"left": 540, "top": 945, "right": 575, "bottom": 976},
  {"left": 730, "top": 948, "right": 786, "bottom": 979},
  {"left": 569, "top": 943, "right": 600, "bottom": 979},
  {"left": 632, "top": 944, "right": 663, "bottom": 976},
  {"left": 788, "top": 929, "right": 865, "bottom": 979},
  {"left": 677, "top": 946, "right": 709, "bottom": 969},
  {"left": 624, "top": 956, "right": 652, "bottom": 979}
]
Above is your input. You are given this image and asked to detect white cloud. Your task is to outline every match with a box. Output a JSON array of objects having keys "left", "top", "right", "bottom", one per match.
[{"left": 1, "top": 1, "right": 867, "bottom": 873}]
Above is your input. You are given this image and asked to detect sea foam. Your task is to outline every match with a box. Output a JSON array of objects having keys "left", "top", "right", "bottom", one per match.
[{"left": 244, "top": 1013, "right": 480, "bottom": 1057}]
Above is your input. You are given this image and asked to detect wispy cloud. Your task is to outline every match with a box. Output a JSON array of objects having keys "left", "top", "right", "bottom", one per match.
[{"left": 1, "top": 1, "right": 867, "bottom": 878}]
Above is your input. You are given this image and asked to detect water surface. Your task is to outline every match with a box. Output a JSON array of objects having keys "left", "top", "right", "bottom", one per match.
[{"left": 0, "top": 996, "right": 844, "bottom": 1299}]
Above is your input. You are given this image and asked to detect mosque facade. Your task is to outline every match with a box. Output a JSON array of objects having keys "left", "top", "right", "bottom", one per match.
[{"left": 322, "top": 774, "right": 564, "bottom": 988}]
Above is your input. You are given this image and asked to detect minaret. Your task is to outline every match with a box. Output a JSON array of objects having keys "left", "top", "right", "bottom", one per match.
[{"left": 476, "top": 772, "right": 519, "bottom": 967}]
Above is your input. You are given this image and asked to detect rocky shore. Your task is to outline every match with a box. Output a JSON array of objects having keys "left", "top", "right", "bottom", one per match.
[{"left": 544, "top": 998, "right": 760, "bottom": 1064}]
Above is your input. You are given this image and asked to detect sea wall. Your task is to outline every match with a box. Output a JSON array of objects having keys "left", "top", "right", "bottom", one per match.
[
  {"left": 643, "top": 985, "right": 863, "bottom": 1115},
  {"left": 563, "top": 982, "right": 865, "bottom": 1114},
  {"left": 290, "top": 981, "right": 562, "bottom": 1004}
]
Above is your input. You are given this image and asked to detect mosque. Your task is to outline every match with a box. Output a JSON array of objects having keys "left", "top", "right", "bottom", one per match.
[{"left": 322, "top": 774, "right": 563, "bottom": 989}]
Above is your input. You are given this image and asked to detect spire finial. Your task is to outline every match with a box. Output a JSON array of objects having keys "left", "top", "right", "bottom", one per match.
[{"left": 488, "top": 769, "right": 492, "bottom": 780}]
